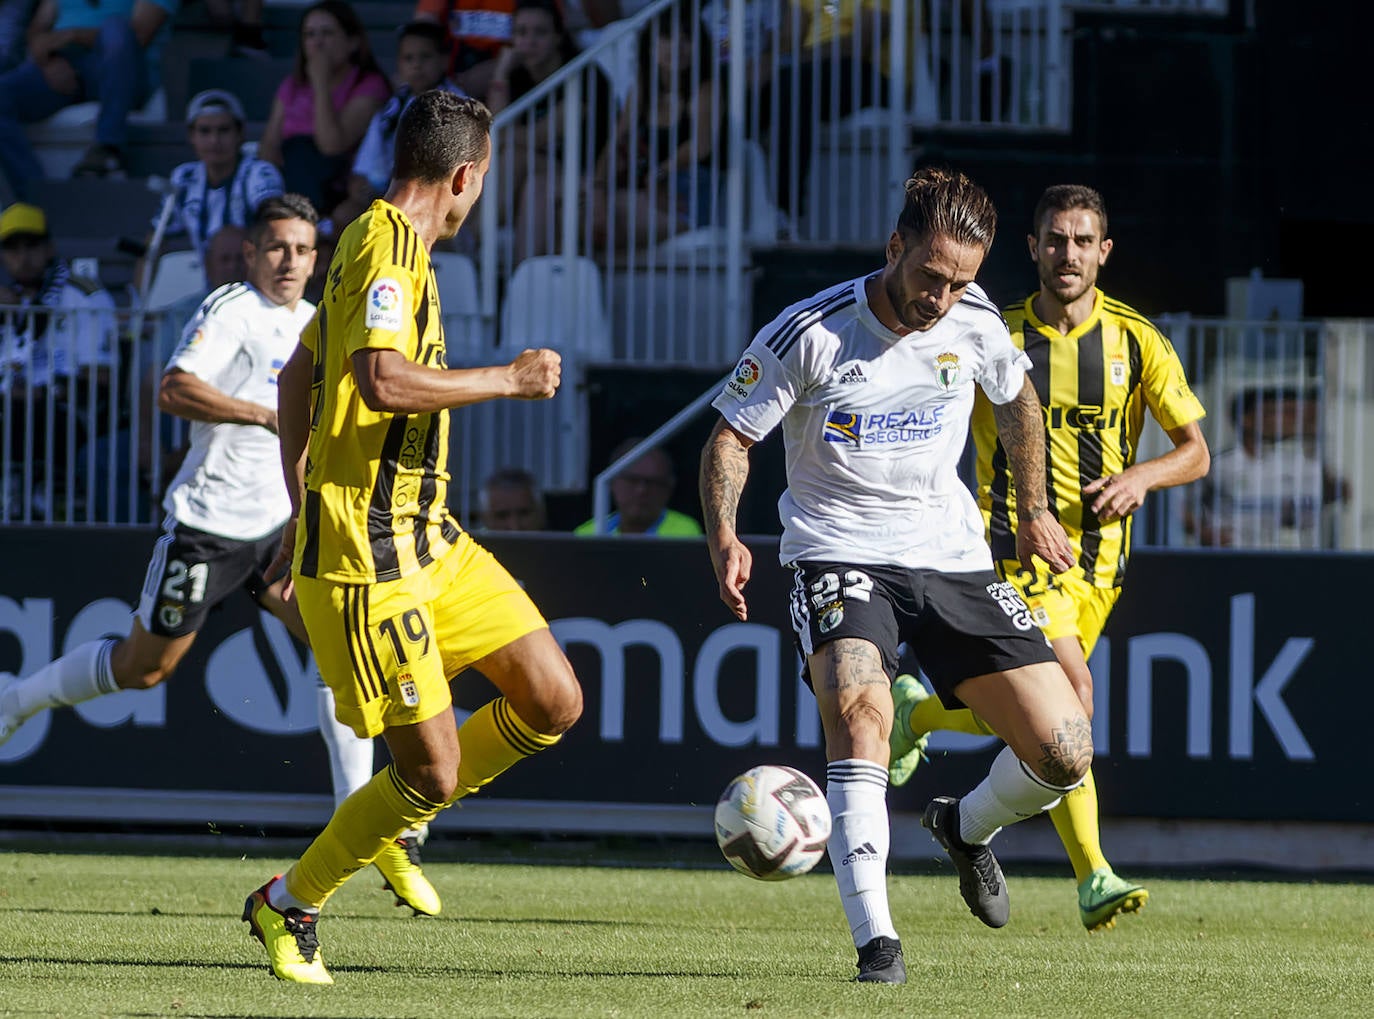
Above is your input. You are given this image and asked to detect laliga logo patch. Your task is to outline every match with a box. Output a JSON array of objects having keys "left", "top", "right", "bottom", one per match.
[
  {"left": 724, "top": 353, "right": 763, "bottom": 402},
  {"left": 365, "top": 278, "right": 404, "bottom": 330},
  {"left": 934, "top": 351, "right": 961, "bottom": 391}
]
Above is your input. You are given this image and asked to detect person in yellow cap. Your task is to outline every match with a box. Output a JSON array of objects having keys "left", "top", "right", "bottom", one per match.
[{"left": 0, "top": 201, "right": 117, "bottom": 516}]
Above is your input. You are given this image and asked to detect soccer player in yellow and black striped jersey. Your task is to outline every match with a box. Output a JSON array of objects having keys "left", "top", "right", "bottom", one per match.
[
  {"left": 889, "top": 184, "right": 1210, "bottom": 932},
  {"left": 242, "top": 91, "right": 584, "bottom": 985}
]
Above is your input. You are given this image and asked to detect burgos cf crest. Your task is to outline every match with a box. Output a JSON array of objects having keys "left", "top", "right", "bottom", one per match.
[
  {"left": 725, "top": 353, "right": 763, "bottom": 402},
  {"left": 934, "top": 352, "right": 960, "bottom": 391}
]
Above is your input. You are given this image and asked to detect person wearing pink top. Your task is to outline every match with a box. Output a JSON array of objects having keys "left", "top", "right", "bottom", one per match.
[{"left": 257, "top": 0, "right": 390, "bottom": 220}]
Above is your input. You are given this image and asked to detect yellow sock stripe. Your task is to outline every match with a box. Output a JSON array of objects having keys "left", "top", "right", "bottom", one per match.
[
  {"left": 386, "top": 763, "right": 445, "bottom": 814},
  {"left": 492, "top": 697, "right": 559, "bottom": 756}
]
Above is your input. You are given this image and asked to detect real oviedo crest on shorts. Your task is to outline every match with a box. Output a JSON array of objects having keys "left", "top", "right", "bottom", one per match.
[
  {"left": 365, "top": 278, "right": 405, "bottom": 330},
  {"left": 934, "top": 351, "right": 961, "bottom": 391},
  {"left": 725, "top": 353, "right": 763, "bottom": 402}
]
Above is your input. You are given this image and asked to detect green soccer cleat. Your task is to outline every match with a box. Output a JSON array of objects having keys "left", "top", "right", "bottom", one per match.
[
  {"left": 1078, "top": 867, "right": 1149, "bottom": 932},
  {"left": 242, "top": 878, "right": 333, "bottom": 984},
  {"left": 374, "top": 833, "right": 442, "bottom": 917},
  {"left": 888, "top": 674, "right": 931, "bottom": 788}
]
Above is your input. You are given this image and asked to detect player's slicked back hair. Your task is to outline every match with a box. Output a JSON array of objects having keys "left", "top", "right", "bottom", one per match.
[
  {"left": 1033, "top": 184, "right": 1109, "bottom": 238},
  {"left": 248, "top": 193, "right": 319, "bottom": 243},
  {"left": 896, "top": 167, "right": 997, "bottom": 251},
  {"left": 393, "top": 90, "right": 493, "bottom": 185}
]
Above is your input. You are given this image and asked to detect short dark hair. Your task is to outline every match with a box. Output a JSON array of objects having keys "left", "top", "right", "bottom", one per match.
[
  {"left": 483, "top": 467, "right": 541, "bottom": 496},
  {"left": 248, "top": 193, "right": 319, "bottom": 243},
  {"left": 1032, "top": 184, "right": 1109, "bottom": 238},
  {"left": 895, "top": 167, "right": 997, "bottom": 251},
  {"left": 393, "top": 90, "right": 493, "bottom": 185},
  {"left": 398, "top": 19, "right": 449, "bottom": 53}
]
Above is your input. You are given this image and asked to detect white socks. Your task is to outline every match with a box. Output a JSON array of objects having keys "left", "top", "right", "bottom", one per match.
[
  {"left": 826, "top": 759, "right": 898, "bottom": 948},
  {"left": 958, "top": 745, "right": 1080, "bottom": 845},
  {"left": 315, "top": 680, "right": 375, "bottom": 808},
  {"left": 3, "top": 639, "right": 119, "bottom": 725}
]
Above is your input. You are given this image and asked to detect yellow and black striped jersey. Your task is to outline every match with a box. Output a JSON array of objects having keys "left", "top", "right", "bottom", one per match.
[
  {"left": 293, "top": 200, "right": 460, "bottom": 583},
  {"left": 971, "top": 289, "right": 1205, "bottom": 588}
]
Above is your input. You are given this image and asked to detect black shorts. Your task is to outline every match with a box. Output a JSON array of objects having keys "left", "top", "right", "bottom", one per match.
[
  {"left": 788, "top": 560, "right": 1057, "bottom": 708},
  {"left": 134, "top": 517, "right": 286, "bottom": 638}
]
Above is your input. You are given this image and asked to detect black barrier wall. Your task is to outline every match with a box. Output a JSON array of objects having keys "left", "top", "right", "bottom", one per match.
[{"left": 0, "top": 528, "right": 1365, "bottom": 824}]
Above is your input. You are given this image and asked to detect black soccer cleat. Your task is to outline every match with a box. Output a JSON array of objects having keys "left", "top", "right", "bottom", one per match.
[
  {"left": 922, "top": 796, "right": 1010, "bottom": 928},
  {"left": 855, "top": 935, "right": 906, "bottom": 984}
]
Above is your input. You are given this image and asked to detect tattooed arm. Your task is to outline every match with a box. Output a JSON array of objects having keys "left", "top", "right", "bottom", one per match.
[
  {"left": 992, "top": 376, "right": 1075, "bottom": 574},
  {"left": 700, "top": 418, "right": 756, "bottom": 620}
]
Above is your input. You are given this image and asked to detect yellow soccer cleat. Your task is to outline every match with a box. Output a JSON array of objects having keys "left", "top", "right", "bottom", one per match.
[
  {"left": 1079, "top": 867, "right": 1149, "bottom": 932},
  {"left": 374, "top": 833, "right": 442, "bottom": 917},
  {"left": 888, "top": 674, "right": 931, "bottom": 788},
  {"left": 242, "top": 878, "right": 333, "bottom": 984}
]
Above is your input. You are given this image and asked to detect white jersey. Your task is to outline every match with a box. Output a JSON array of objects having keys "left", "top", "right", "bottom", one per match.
[
  {"left": 165, "top": 157, "right": 284, "bottom": 257},
  {"left": 162, "top": 282, "right": 314, "bottom": 541},
  {"left": 712, "top": 274, "right": 1031, "bottom": 572}
]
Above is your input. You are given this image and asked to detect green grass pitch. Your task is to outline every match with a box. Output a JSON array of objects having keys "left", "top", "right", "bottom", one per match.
[{"left": 0, "top": 837, "right": 1369, "bottom": 1017}]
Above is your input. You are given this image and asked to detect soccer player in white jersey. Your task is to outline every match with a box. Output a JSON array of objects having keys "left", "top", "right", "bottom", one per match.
[
  {"left": 0, "top": 195, "right": 438, "bottom": 917},
  {"left": 700, "top": 168, "right": 1094, "bottom": 983}
]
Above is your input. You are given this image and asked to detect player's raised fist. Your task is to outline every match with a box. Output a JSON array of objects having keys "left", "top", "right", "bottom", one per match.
[{"left": 507, "top": 348, "right": 562, "bottom": 400}]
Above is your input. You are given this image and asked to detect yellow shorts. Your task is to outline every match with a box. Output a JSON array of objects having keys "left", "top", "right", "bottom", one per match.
[
  {"left": 993, "top": 559, "right": 1121, "bottom": 660},
  {"left": 295, "top": 530, "right": 547, "bottom": 738}
]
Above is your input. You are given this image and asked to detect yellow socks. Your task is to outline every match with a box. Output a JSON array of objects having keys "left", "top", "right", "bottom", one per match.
[
  {"left": 285, "top": 764, "right": 445, "bottom": 908},
  {"left": 1048, "top": 767, "right": 1109, "bottom": 882},
  {"left": 451, "top": 697, "right": 561, "bottom": 802},
  {"left": 906, "top": 697, "right": 997, "bottom": 738},
  {"left": 281, "top": 697, "right": 561, "bottom": 907}
]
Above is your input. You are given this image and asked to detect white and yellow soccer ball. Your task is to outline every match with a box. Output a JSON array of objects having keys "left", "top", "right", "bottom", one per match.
[{"left": 714, "top": 765, "right": 831, "bottom": 881}]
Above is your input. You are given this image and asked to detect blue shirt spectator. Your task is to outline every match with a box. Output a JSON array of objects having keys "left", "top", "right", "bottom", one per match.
[{"left": 0, "top": 0, "right": 179, "bottom": 190}]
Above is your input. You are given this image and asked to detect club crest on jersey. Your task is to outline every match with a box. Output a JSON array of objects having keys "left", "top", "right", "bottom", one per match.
[
  {"left": 1110, "top": 355, "right": 1127, "bottom": 386},
  {"left": 724, "top": 353, "right": 763, "bottom": 402},
  {"left": 934, "top": 352, "right": 960, "bottom": 391},
  {"left": 397, "top": 671, "right": 420, "bottom": 706},
  {"left": 818, "top": 601, "right": 845, "bottom": 634},
  {"left": 366, "top": 278, "right": 404, "bottom": 330}
]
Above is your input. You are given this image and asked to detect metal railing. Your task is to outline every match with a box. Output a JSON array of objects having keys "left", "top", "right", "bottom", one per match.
[
  {"left": 11, "top": 306, "right": 1370, "bottom": 553},
  {"left": 476, "top": 0, "right": 1087, "bottom": 368}
]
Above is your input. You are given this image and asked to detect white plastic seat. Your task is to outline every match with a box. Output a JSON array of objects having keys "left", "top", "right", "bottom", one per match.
[
  {"left": 145, "top": 250, "right": 206, "bottom": 310},
  {"left": 499, "top": 255, "right": 612, "bottom": 361},
  {"left": 428, "top": 251, "right": 487, "bottom": 363}
]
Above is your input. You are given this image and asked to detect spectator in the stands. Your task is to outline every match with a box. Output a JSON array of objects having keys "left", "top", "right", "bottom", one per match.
[
  {"left": 1188, "top": 386, "right": 1350, "bottom": 550},
  {"left": 591, "top": 7, "right": 719, "bottom": 250},
  {"left": 0, "top": 0, "right": 34, "bottom": 73},
  {"left": 754, "top": 0, "right": 891, "bottom": 217},
  {"left": 0, "top": 202, "right": 117, "bottom": 517},
  {"left": 478, "top": 466, "right": 548, "bottom": 532},
  {"left": 487, "top": 0, "right": 614, "bottom": 260},
  {"left": 327, "top": 20, "right": 464, "bottom": 235},
  {"left": 0, "top": 0, "right": 179, "bottom": 191},
  {"left": 575, "top": 438, "right": 703, "bottom": 537},
  {"left": 166, "top": 89, "right": 284, "bottom": 261},
  {"left": 256, "top": 0, "right": 390, "bottom": 221},
  {"left": 413, "top": 0, "right": 513, "bottom": 100},
  {"left": 203, "top": 223, "right": 247, "bottom": 289}
]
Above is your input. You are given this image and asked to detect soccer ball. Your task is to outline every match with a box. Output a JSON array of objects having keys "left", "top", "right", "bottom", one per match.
[{"left": 714, "top": 765, "right": 831, "bottom": 881}]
